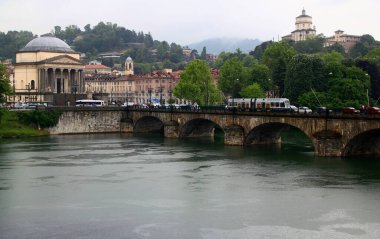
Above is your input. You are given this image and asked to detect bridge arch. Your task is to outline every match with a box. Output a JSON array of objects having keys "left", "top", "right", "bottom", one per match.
[
  {"left": 180, "top": 118, "right": 224, "bottom": 138},
  {"left": 245, "top": 122, "right": 313, "bottom": 147},
  {"left": 134, "top": 116, "right": 164, "bottom": 134},
  {"left": 343, "top": 129, "right": 380, "bottom": 157}
]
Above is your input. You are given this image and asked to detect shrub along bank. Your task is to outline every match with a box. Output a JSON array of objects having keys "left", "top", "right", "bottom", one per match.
[{"left": 0, "top": 109, "right": 62, "bottom": 137}]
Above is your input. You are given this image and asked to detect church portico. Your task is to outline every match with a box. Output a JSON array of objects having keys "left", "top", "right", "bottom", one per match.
[{"left": 37, "top": 67, "right": 83, "bottom": 94}]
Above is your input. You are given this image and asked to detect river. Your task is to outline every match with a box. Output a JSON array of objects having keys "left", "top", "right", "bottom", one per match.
[{"left": 1, "top": 132, "right": 380, "bottom": 239}]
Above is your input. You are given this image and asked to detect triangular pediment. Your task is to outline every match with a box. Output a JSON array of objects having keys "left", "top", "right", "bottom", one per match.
[{"left": 41, "top": 55, "right": 83, "bottom": 65}]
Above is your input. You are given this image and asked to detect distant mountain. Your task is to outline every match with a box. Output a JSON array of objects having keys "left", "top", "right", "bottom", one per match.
[{"left": 187, "top": 38, "right": 261, "bottom": 55}]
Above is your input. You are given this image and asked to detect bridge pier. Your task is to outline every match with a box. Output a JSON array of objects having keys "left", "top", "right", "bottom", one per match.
[
  {"left": 312, "top": 130, "right": 344, "bottom": 157},
  {"left": 314, "top": 138, "right": 343, "bottom": 157},
  {"left": 164, "top": 121, "right": 179, "bottom": 138},
  {"left": 120, "top": 118, "right": 134, "bottom": 133},
  {"left": 224, "top": 125, "right": 245, "bottom": 145}
]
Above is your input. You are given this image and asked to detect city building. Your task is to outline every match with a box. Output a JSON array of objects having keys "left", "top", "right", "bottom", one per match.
[
  {"left": 282, "top": 9, "right": 317, "bottom": 42},
  {"left": 83, "top": 64, "right": 112, "bottom": 75},
  {"left": 324, "top": 30, "right": 361, "bottom": 53},
  {"left": 132, "top": 71, "right": 179, "bottom": 105},
  {"left": 84, "top": 57, "right": 181, "bottom": 105},
  {"left": 206, "top": 53, "right": 217, "bottom": 62},
  {"left": 85, "top": 74, "right": 134, "bottom": 103},
  {"left": 182, "top": 46, "right": 192, "bottom": 57},
  {"left": 13, "top": 36, "right": 85, "bottom": 104}
]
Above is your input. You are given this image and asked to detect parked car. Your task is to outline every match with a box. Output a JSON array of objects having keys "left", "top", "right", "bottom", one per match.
[
  {"left": 366, "top": 106, "right": 380, "bottom": 114},
  {"left": 290, "top": 105, "right": 298, "bottom": 112},
  {"left": 342, "top": 107, "right": 360, "bottom": 114},
  {"left": 122, "top": 102, "right": 135, "bottom": 107},
  {"left": 316, "top": 107, "right": 333, "bottom": 115},
  {"left": 14, "top": 102, "right": 28, "bottom": 109},
  {"left": 298, "top": 106, "right": 312, "bottom": 114}
]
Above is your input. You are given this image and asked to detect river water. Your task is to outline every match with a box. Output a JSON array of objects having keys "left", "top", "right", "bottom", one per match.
[{"left": 1, "top": 133, "right": 380, "bottom": 239}]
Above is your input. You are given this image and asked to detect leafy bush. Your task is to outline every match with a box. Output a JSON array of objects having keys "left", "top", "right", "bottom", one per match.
[{"left": 18, "top": 110, "right": 62, "bottom": 128}]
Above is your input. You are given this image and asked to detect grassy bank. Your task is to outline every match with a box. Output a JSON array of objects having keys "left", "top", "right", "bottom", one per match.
[{"left": 0, "top": 110, "right": 49, "bottom": 137}]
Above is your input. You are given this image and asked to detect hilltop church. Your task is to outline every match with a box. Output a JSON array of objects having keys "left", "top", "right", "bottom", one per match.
[
  {"left": 282, "top": 9, "right": 317, "bottom": 42},
  {"left": 282, "top": 9, "right": 361, "bottom": 53}
]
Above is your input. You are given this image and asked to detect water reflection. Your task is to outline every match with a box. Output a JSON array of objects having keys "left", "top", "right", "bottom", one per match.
[{"left": 0, "top": 133, "right": 380, "bottom": 239}]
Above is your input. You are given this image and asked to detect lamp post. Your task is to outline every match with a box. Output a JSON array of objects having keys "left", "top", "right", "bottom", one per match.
[
  {"left": 365, "top": 73, "right": 370, "bottom": 107},
  {"left": 125, "top": 87, "right": 129, "bottom": 107},
  {"left": 12, "top": 75, "right": 15, "bottom": 106},
  {"left": 148, "top": 87, "right": 152, "bottom": 105},
  {"left": 25, "top": 83, "right": 31, "bottom": 103},
  {"left": 159, "top": 85, "right": 163, "bottom": 105},
  {"left": 73, "top": 84, "right": 79, "bottom": 103},
  {"left": 168, "top": 79, "right": 173, "bottom": 105},
  {"left": 231, "top": 78, "right": 239, "bottom": 110}
]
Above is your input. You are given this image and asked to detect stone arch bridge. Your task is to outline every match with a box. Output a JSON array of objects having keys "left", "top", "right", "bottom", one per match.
[{"left": 48, "top": 108, "right": 380, "bottom": 157}]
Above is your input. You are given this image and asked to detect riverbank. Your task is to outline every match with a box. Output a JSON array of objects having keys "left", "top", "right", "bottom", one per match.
[{"left": 0, "top": 110, "right": 49, "bottom": 137}]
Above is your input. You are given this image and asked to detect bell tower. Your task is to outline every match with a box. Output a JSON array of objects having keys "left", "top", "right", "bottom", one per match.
[{"left": 125, "top": 57, "right": 134, "bottom": 76}]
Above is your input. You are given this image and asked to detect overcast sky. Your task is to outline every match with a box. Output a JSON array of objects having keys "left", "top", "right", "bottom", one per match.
[{"left": 0, "top": 0, "right": 379, "bottom": 45}]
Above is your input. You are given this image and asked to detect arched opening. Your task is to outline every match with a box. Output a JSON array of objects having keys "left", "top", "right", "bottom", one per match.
[
  {"left": 180, "top": 119, "right": 224, "bottom": 143},
  {"left": 245, "top": 122, "right": 313, "bottom": 152},
  {"left": 30, "top": 80, "right": 35, "bottom": 90},
  {"left": 344, "top": 129, "right": 380, "bottom": 157},
  {"left": 134, "top": 116, "right": 164, "bottom": 134}
]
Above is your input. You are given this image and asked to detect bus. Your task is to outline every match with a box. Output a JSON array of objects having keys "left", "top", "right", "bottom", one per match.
[
  {"left": 75, "top": 99, "right": 105, "bottom": 107},
  {"left": 227, "top": 98, "right": 291, "bottom": 112}
]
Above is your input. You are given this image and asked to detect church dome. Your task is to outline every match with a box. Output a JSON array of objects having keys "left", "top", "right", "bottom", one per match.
[{"left": 19, "top": 36, "right": 75, "bottom": 53}]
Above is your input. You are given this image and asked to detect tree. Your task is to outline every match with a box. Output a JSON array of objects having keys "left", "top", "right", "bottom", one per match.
[
  {"left": 262, "top": 42, "right": 296, "bottom": 96},
  {"left": 298, "top": 91, "right": 329, "bottom": 109},
  {"left": 323, "top": 51, "right": 345, "bottom": 79},
  {"left": 200, "top": 47, "right": 207, "bottom": 60},
  {"left": 325, "top": 43, "right": 345, "bottom": 55},
  {"left": 174, "top": 60, "right": 221, "bottom": 105},
  {"left": 292, "top": 35, "right": 325, "bottom": 54},
  {"left": 250, "top": 41, "right": 273, "bottom": 61},
  {"left": 241, "top": 55, "right": 257, "bottom": 68},
  {"left": 214, "top": 52, "right": 233, "bottom": 69},
  {"left": 356, "top": 59, "right": 380, "bottom": 100},
  {"left": 218, "top": 57, "right": 245, "bottom": 97},
  {"left": 0, "top": 30, "right": 35, "bottom": 61},
  {"left": 284, "top": 54, "right": 326, "bottom": 104},
  {"left": 349, "top": 34, "right": 380, "bottom": 58},
  {"left": 0, "top": 64, "right": 11, "bottom": 103},
  {"left": 240, "top": 83, "right": 265, "bottom": 98},
  {"left": 249, "top": 64, "right": 272, "bottom": 91},
  {"left": 328, "top": 78, "right": 369, "bottom": 108},
  {"left": 322, "top": 51, "right": 344, "bottom": 65}
]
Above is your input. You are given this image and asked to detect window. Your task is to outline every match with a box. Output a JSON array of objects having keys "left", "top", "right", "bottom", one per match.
[{"left": 31, "top": 80, "right": 35, "bottom": 90}]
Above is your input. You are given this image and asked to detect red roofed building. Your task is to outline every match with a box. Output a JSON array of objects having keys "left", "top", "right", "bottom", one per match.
[
  {"left": 84, "top": 64, "right": 112, "bottom": 75},
  {"left": 324, "top": 30, "right": 361, "bottom": 53}
]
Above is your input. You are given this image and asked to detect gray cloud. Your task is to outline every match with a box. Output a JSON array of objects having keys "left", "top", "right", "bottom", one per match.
[{"left": 0, "top": 0, "right": 378, "bottom": 45}]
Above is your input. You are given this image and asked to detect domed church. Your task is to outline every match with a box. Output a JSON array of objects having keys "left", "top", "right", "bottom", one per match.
[
  {"left": 282, "top": 9, "right": 317, "bottom": 42},
  {"left": 14, "top": 36, "right": 84, "bottom": 104}
]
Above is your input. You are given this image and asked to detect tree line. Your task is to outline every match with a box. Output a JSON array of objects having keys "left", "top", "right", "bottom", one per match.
[
  {"left": 0, "top": 22, "right": 195, "bottom": 74},
  {"left": 188, "top": 34, "right": 380, "bottom": 108}
]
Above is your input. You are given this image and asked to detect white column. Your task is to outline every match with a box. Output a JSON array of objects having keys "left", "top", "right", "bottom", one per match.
[
  {"left": 53, "top": 68, "right": 57, "bottom": 93},
  {"left": 60, "top": 69, "right": 63, "bottom": 93}
]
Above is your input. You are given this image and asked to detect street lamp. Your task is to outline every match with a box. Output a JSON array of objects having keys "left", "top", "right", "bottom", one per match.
[
  {"left": 159, "top": 86, "right": 163, "bottom": 105},
  {"left": 73, "top": 84, "right": 79, "bottom": 103},
  {"left": 231, "top": 79, "right": 239, "bottom": 110},
  {"left": 125, "top": 86, "right": 129, "bottom": 107},
  {"left": 25, "top": 83, "right": 31, "bottom": 103},
  {"left": 168, "top": 79, "right": 173, "bottom": 105},
  {"left": 148, "top": 87, "right": 153, "bottom": 105}
]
